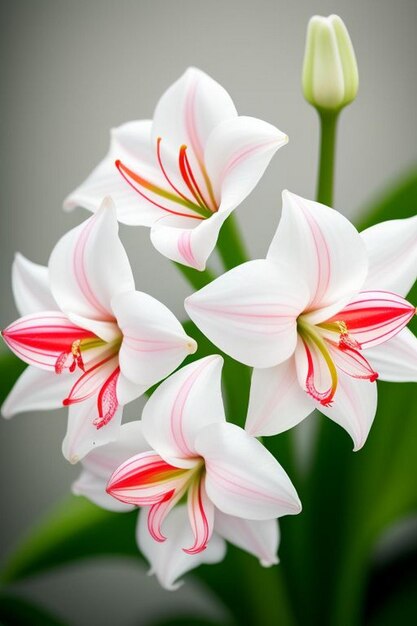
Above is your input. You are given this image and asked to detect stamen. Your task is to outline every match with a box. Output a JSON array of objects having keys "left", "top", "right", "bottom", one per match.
[
  {"left": 298, "top": 320, "right": 338, "bottom": 406},
  {"left": 156, "top": 137, "right": 193, "bottom": 204},
  {"left": 179, "top": 145, "right": 213, "bottom": 212},
  {"left": 115, "top": 160, "right": 211, "bottom": 219},
  {"left": 55, "top": 339, "right": 85, "bottom": 374}
]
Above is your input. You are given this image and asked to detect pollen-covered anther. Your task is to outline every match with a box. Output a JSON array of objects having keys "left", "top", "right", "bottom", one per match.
[{"left": 55, "top": 339, "right": 85, "bottom": 374}]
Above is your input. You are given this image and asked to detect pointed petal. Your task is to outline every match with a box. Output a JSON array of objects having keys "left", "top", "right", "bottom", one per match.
[
  {"left": 64, "top": 120, "right": 168, "bottom": 226},
  {"left": 150, "top": 210, "right": 229, "bottom": 271},
  {"left": 326, "top": 290, "right": 415, "bottom": 349},
  {"left": 152, "top": 67, "right": 237, "bottom": 163},
  {"left": 2, "top": 311, "right": 94, "bottom": 370},
  {"left": 72, "top": 421, "right": 148, "bottom": 511},
  {"left": 319, "top": 371, "right": 378, "bottom": 451},
  {"left": 327, "top": 342, "right": 378, "bottom": 381},
  {"left": 205, "top": 116, "right": 288, "bottom": 210},
  {"left": 142, "top": 356, "right": 225, "bottom": 468},
  {"left": 195, "top": 422, "right": 301, "bottom": 519},
  {"left": 72, "top": 470, "right": 134, "bottom": 512},
  {"left": 361, "top": 215, "right": 417, "bottom": 297},
  {"left": 1, "top": 366, "right": 72, "bottom": 418},
  {"left": 62, "top": 398, "right": 123, "bottom": 464},
  {"left": 137, "top": 506, "right": 226, "bottom": 591},
  {"left": 365, "top": 328, "right": 417, "bottom": 382},
  {"left": 215, "top": 511, "right": 280, "bottom": 567},
  {"left": 106, "top": 451, "right": 191, "bottom": 507},
  {"left": 12, "top": 253, "right": 57, "bottom": 316},
  {"left": 112, "top": 290, "right": 196, "bottom": 386},
  {"left": 49, "top": 198, "right": 135, "bottom": 322},
  {"left": 116, "top": 372, "right": 147, "bottom": 405},
  {"left": 185, "top": 477, "right": 215, "bottom": 555},
  {"left": 246, "top": 358, "right": 314, "bottom": 437},
  {"left": 267, "top": 191, "right": 368, "bottom": 311},
  {"left": 185, "top": 259, "right": 309, "bottom": 367}
]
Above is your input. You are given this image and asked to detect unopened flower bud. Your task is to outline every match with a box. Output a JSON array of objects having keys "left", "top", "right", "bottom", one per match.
[{"left": 302, "top": 14, "right": 359, "bottom": 112}]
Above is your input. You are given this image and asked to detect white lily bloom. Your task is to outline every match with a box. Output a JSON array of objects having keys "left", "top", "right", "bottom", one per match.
[
  {"left": 73, "top": 359, "right": 287, "bottom": 590},
  {"left": 185, "top": 191, "right": 417, "bottom": 450},
  {"left": 1, "top": 199, "right": 196, "bottom": 463},
  {"left": 64, "top": 67, "right": 288, "bottom": 270}
]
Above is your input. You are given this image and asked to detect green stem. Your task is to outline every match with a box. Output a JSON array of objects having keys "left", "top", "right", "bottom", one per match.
[
  {"left": 217, "top": 213, "right": 248, "bottom": 270},
  {"left": 173, "top": 262, "right": 215, "bottom": 290},
  {"left": 316, "top": 110, "right": 339, "bottom": 206}
]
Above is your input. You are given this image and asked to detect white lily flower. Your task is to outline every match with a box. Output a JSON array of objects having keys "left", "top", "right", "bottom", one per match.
[
  {"left": 64, "top": 67, "right": 288, "bottom": 270},
  {"left": 73, "top": 359, "right": 287, "bottom": 589},
  {"left": 106, "top": 356, "right": 298, "bottom": 559},
  {"left": 185, "top": 191, "right": 417, "bottom": 450},
  {"left": 2, "top": 199, "right": 196, "bottom": 463}
]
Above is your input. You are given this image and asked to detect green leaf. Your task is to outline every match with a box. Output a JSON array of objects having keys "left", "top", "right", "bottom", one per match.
[
  {"left": 1, "top": 497, "right": 140, "bottom": 585},
  {"left": 0, "top": 352, "right": 26, "bottom": 404},
  {"left": 0, "top": 593, "right": 67, "bottom": 626}
]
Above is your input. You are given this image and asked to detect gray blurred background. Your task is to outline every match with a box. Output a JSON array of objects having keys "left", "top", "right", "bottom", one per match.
[{"left": 1, "top": 0, "right": 416, "bottom": 624}]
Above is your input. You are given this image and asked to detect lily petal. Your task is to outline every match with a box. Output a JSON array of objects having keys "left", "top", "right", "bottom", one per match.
[
  {"left": 185, "top": 259, "right": 309, "bottom": 368},
  {"left": 112, "top": 290, "right": 196, "bottom": 386},
  {"left": 152, "top": 67, "right": 237, "bottom": 171},
  {"left": 106, "top": 451, "right": 191, "bottom": 507},
  {"left": 205, "top": 116, "right": 288, "bottom": 210},
  {"left": 215, "top": 511, "right": 280, "bottom": 567},
  {"left": 319, "top": 370, "right": 378, "bottom": 451},
  {"left": 361, "top": 215, "right": 417, "bottom": 297},
  {"left": 365, "top": 328, "right": 417, "bottom": 382},
  {"left": 185, "top": 477, "right": 215, "bottom": 555},
  {"left": 72, "top": 421, "right": 148, "bottom": 511},
  {"left": 150, "top": 211, "right": 229, "bottom": 271},
  {"left": 82, "top": 421, "right": 149, "bottom": 480},
  {"left": 64, "top": 121, "right": 169, "bottom": 226},
  {"left": 1, "top": 366, "right": 72, "bottom": 418},
  {"left": 246, "top": 358, "right": 314, "bottom": 436},
  {"left": 267, "top": 191, "right": 368, "bottom": 312},
  {"left": 62, "top": 398, "right": 123, "bottom": 464},
  {"left": 142, "top": 356, "right": 225, "bottom": 468},
  {"left": 12, "top": 253, "right": 57, "bottom": 316},
  {"left": 72, "top": 470, "right": 134, "bottom": 512},
  {"left": 49, "top": 199, "right": 135, "bottom": 322},
  {"left": 116, "top": 372, "right": 147, "bottom": 405},
  {"left": 2, "top": 312, "right": 95, "bottom": 371},
  {"left": 196, "top": 422, "right": 301, "bottom": 519},
  {"left": 326, "top": 290, "right": 415, "bottom": 349},
  {"left": 137, "top": 505, "right": 226, "bottom": 591}
]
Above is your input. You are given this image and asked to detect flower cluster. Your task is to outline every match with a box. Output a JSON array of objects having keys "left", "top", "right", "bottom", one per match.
[{"left": 2, "top": 61, "right": 417, "bottom": 590}]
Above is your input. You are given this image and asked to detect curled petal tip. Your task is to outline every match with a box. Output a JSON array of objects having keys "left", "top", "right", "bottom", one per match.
[
  {"left": 260, "top": 556, "right": 279, "bottom": 568},
  {"left": 69, "top": 454, "right": 80, "bottom": 465},
  {"left": 186, "top": 338, "right": 198, "bottom": 354}
]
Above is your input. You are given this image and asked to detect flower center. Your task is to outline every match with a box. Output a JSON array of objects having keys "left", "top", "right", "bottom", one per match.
[
  {"left": 297, "top": 317, "right": 339, "bottom": 406},
  {"left": 115, "top": 137, "right": 218, "bottom": 219}
]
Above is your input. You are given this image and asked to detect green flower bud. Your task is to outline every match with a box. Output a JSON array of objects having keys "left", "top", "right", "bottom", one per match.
[{"left": 302, "top": 14, "right": 359, "bottom": 112}]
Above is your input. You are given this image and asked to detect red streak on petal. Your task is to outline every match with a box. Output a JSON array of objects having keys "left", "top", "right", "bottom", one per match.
[
  {"left": 302, "top": 338, "right": 336, "bottom": 407},
  {"left": 115, "top": 160, "right": 202, "bottom": 220},
  {"left": 156, "top": 137, "right": 192, "bottom": 204},
  {"left": 94, "top": 366, "right": 120, "bottom": 429},
  {"left": 179, "top": 145, "right": 212, "bottom": 211}
]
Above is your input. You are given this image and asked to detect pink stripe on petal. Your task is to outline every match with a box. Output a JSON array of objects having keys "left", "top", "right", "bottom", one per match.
[
  {"left": 300, "top": 201, "right": 331, "bottom": 309},
  {"left": 73, "top": 218, "right": 114, "bottom": 320},
  {"left": 178, "top": 231, "right": 197, "bottom": 267},
  {"left": 107, "top": 452, "right": 188, "bottom": 506},
  {"left": 170, "top": 357, "right": 216, "bottom": 457},
  {"left": 184, "top": 478, "right": 213, "bottom": 554}
]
